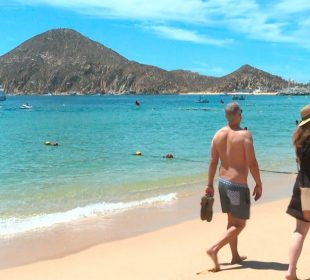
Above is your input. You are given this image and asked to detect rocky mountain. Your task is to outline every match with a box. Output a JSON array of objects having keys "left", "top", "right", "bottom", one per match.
[
  {"left": 212, "top": 64, "right": 290, "bottom": 92},
  {"left": 0, "top": 28, "right": 289, "bottom": 94}
]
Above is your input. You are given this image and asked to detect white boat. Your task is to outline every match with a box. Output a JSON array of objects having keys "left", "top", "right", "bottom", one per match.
[
  {"left": 194, "top": 96, "right": 209, "bottom": 103},
  {"left": 232, "top": 95, "right": 245, "bottom": 100},
  {"left": 20, "top": 103, "right": 32, "bottom": 109},
  {"left": 0, "top": 85, "right": 6, "bottom": 101}
]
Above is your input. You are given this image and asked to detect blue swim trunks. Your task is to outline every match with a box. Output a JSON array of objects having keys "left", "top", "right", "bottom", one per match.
[{"left": 218, "top": 177, "right": 250, "bottom": 220}]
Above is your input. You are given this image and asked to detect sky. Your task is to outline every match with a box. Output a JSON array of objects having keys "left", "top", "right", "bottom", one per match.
[{"left": 0, "top": 0, "right": 310, "bottom": 83}]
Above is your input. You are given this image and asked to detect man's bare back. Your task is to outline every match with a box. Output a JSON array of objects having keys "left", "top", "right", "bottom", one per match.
[
  {"left": 212, "top": 126, "right": 253, "bottom": 185},
  {"left": 206, "top": 103, "right": 261, "bottom": 201}
]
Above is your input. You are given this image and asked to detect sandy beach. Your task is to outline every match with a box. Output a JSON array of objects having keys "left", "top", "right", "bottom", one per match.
[{"left": 1, "top": 172, "right": 309, "bottom": 280}]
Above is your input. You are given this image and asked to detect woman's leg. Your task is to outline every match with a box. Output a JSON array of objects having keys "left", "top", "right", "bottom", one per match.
[{"left": 286, "top": 219, "right": 310, "bottom": 279}]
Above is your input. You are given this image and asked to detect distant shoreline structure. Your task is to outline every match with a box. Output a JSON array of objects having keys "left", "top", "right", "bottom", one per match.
[
  {"left": 5, "top": 91, "right": 310, "bottom": 96},
  {"left": 181, "top": 91, "right": 279, "bottom": 96}
]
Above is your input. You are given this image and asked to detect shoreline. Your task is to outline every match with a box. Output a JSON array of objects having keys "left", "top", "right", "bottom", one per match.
[
  {"left": 0, "top": 172, "right": 297, "bottom": 271},
  {"left": 5, "top": 92, "right": 281, "bottom": 96},
  {"left": 4, "top": 91, "right": 310, "bottom": 97},
  {"left": 1, "top": 197, "right": 309, "bottom": 279}
]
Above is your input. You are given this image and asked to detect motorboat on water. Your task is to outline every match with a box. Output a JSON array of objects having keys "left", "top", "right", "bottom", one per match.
[
  {"left": 232, "top": 95, "right": 245, "bottom": 101},
  {"left": 194, "top": 96, "right": 209, "bottom": 103},
  {"left": 20, "top": 103, "right": 32, "bottom": 109},
  {"left": 0, "top": 85, "right": 6, "bottom": 101}
]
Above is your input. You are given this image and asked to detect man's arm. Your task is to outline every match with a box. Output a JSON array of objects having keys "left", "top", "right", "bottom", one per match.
[
  {"left": 244, "top": 132, "right": 262, "bottom": 201},
  {"left": 205, "top": 138, "right": 219, "bottom": 196}
]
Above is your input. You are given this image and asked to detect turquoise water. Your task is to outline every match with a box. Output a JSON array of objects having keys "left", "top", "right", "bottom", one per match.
[{"left": 0, "top": 94, "right": 308, "bottom": 235}]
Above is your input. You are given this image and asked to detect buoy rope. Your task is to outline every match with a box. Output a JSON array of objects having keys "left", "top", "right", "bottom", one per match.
[
  {"left": 38, "top": 144, "right": 299, "bottom": 175},
  {"left": 146, "top": 154, "right": 206, "bottom": 163},
  {"left": 134, "top": 153, "right": 298, "bottom": 174},
  {"left": 258, "top": 169, "right": 297, "bottom": 175}
]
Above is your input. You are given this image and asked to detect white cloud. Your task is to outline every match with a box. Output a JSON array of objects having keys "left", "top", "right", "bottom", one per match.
[
  {"left": 273, "top": 0, "right": 310, "bottom": 14},
  {"left": 10, "top": 0, "right": 310, "bottom": 48},
  {"left": 146, "top": 25, "right": 233, "bottom": 46},
  {"left": 17, "top": 0, "right": 209, "bottom": 23}
]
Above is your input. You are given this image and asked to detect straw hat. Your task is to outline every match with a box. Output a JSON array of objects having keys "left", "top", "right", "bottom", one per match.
[{"left": 299, "top": 104, "right": 310, "bottom": 127}]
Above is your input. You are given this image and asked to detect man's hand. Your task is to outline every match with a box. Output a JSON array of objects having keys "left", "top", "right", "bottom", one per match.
[
  {"left": 205, "top": 186, "right": 214, "bottom": 197},
  {"left": 252, "top": 184, "right": 262, "bottom": 201}
]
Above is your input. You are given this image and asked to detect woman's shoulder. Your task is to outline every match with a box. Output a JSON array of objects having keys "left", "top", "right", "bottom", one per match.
[{"left": 300, "top": 141, "right": 310, "bottom": 158}]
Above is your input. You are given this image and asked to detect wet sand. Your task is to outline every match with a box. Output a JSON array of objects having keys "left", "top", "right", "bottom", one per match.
[{"left": 1, "top": 172, "right": 308, "bottom": 279}]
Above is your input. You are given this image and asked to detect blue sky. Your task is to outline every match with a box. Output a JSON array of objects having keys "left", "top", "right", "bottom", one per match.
[{"left": 0, "top": 0, "right": 310, "bottom": 83}]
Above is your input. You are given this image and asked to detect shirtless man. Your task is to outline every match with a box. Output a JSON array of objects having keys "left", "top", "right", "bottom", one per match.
[{"left": 205, "top": 102, "right": 262, "bottom": 272}]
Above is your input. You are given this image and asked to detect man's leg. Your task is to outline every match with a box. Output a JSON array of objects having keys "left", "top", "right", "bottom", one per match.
[
  {"left": 207, "top": 214, "right": 246, "bottom": 272},
  {"left": 227, "top": 213, "right": 247, "bottom": 264},
  {"left": 286, "top": 219, "right": 310, "bottom": 280}
]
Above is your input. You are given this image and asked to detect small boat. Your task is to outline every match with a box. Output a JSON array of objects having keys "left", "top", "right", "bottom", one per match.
[
  {"left": 194, "top": 96, "right": 209, "bottom": 103},
  {"left": 232, "top": 95, "right": 245, "bottom": 101},
  {"left": 0, "top": 85, "right": 6, "bottom": 101},
  {"left": 20, "top": 103, "right": 32, "bottom": 109}
]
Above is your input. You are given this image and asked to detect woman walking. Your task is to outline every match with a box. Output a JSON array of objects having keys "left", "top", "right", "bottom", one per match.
[{"left": 286, "top": 104, "right": 310, "bottom": 280}]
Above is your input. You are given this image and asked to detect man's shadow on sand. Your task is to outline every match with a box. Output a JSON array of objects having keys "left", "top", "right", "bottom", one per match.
[
  {"left": 220, "top": 260, "right": 288, "bottom": 271},
  {"left": 196, "top": 260, "right": 288, "bottom": 275},
  {"left": 198, "top": 261, "right": 310, "bottom": 279}
]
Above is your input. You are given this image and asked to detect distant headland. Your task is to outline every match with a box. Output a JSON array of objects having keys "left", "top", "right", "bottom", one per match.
[{"left": 0, "top": 28, "right": 308, "bottom": 95}]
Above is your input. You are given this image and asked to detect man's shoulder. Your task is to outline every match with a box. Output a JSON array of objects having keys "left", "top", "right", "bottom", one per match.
[
  {"left": 216, "top": 126, "right": 251, "bottom": 134},
  {"left": 240, "top": 130, "right": 254, "bottom": 145},
  {"left": 213, "top": 127, "right": 252, "bottom": 140},
  {"left": 218, "top": 126, "right": 230, "bottom": 133},
  {"left": 241, "top": 129, "right": 252, "bottom": 138},
  {"left": 214, "top": 127, "right": 228, "bottom": 137}
]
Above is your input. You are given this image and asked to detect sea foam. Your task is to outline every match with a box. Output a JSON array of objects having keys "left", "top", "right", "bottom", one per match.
[{"left": 0, "top": 193, "right": 177, "bottom": 236}]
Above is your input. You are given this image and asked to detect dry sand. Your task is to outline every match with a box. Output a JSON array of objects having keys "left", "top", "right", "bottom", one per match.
[{"left": 1, "top": 197, "right": 309, "bottom": 280}]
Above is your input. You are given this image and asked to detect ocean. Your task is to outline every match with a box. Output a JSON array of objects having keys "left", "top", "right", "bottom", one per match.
[{"left": 0, "top": 94, "right": 308, "bottom": 236}]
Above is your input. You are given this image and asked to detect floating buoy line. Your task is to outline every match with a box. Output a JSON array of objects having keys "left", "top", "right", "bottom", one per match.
[
  {"left": 40, "top": 142, "right": 298, "bottom": 175},
  {"left": 132, "top": 150, "right": 298, "bottom": 174}
]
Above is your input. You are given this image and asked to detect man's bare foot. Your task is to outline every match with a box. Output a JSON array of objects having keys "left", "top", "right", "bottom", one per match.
[
  {"left": 231, "top": 256, "right": 247, "bottom": 264},
  {"left": 208, "top": 267, "right": 220, "bottom": 272},
  {"left": 285, "top": 276, "right": 299, "bottom": 280},
  {"left": 207, "top": 249, "right": 220, "bottom": 272}
]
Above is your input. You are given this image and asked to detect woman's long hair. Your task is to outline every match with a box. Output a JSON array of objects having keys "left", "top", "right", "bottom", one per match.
[{"left": 293, "top": 122, "right": 310, "bottom": 150}]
